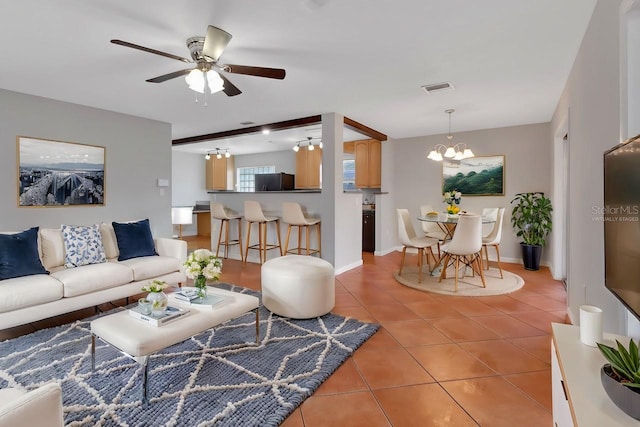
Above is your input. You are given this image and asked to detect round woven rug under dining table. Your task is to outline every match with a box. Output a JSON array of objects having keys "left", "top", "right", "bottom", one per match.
[{"left": 393, "top": 265, "right": 524, "bottom": 296}]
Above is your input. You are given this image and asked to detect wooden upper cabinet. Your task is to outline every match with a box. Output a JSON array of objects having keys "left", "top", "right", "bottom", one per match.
[
  {"left": 295, "top": 147, "right": 322, "bottom": 189},
  {"left": 354, "top": 139, "right": 381, "bottom": 188},
  {"left": 205, "top": 156, "right": 235, "bottom": 190}
]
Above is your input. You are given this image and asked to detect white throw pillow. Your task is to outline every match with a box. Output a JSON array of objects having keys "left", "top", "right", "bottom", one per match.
[{"left": 61, "top": 224, "right": 107, "bottom": 268}]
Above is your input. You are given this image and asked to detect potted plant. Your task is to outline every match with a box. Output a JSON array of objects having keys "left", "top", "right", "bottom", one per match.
[
  {"left": 510, "top": 192, "right": 553, "bottom": 270},
  {"left": 597, "top": 339, "right": 640, "bottom": 420}
]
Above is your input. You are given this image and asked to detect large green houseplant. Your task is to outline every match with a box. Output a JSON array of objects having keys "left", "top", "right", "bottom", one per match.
[{"left": 510, "top": 192, "right": 553, "bottom": 270}]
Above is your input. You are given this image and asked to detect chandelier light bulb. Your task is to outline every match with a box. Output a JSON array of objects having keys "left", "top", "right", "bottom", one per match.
[
  {"left": 444, "top": 146, "right": 456, "bottom": 158},
  {"left": 463, "top": 148, "right": 474, "bottom": 158}
]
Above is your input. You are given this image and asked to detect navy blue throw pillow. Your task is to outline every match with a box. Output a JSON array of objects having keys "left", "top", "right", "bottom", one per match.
[
  {"left": 0, "top": 227, "right": 48, "bottom": 280},
  {"left": 112, "top": 219, "right": 158, "bottom": 261}
]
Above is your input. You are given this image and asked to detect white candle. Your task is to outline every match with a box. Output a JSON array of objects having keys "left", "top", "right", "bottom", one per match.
[{"left": 579, "top": 305, "right": 603, "bottom": 347}]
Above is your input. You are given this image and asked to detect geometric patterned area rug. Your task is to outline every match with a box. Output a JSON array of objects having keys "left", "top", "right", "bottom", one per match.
[
  {"left": 393, "top": 266, "right": 524, "bottom": 296},
  {"left": 0, "top": 284, "right": 379, "bottom": 427}
]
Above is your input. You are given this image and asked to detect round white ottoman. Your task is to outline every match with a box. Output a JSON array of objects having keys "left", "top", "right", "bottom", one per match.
[{"left": 261, "top": 255, "right": 335, "bottom": 319}]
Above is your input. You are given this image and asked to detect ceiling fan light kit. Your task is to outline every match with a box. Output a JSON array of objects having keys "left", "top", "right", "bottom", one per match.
[
  {"left": 111, "top": 25, "right": 286, "bottom": 101},
  {"left": 427, "top": 109, "right": 474, "bottom": 162}
]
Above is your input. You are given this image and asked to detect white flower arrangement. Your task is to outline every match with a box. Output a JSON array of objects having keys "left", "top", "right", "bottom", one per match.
[
  {"left": 443, "top": 190, "right": 462, "bottom": 205},
  {"left": 141, "top": 279, "right": 168, "bottom": 293},
  {"left": 184, "top": 249, "right": 223, "bottom": 281}
]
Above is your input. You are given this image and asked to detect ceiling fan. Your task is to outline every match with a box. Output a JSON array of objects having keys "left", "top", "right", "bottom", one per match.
[{"left": 111, "top": 25, "right": 286, "bottom": 97}]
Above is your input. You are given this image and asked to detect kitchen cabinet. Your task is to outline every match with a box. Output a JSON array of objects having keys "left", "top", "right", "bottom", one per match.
[
  {"left": 354, "top": 139, "right": 381, "bottom": 188},
  {"left": 295, "top": 146, "right": 322, "bottom": 189},
  {"left": 362, "top": 211, "right": 375, "bottom": 252},
  {"left": 206, "top": 156, "right": 235, "bottom": 191}
]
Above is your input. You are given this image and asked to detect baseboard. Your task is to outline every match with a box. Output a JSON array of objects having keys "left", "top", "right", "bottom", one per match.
[{"left": 335, "top": 259, "right": 363, "bottom": 275}]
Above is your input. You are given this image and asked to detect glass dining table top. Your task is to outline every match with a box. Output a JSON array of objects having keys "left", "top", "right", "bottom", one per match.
[{"left": 417, "top": 213, "right": 495, "bottom": 224}]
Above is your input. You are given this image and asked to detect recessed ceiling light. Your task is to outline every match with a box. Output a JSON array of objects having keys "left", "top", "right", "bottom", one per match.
[
  {"left": 262, "top": 128, "right": 270, "bottom": 135},
  {"left": 421, "top": 82, "right": 455, "bottom": 94}
]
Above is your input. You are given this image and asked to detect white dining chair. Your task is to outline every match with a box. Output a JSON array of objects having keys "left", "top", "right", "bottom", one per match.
[
  {"left": 481, "top": 207, "right": 500, "bottom": 238},
  {"left": 438, "top": 213, "right": 486, "bottom": 291},
  {"left": 482, "top": 207, "right": 505, "bottom": 278},
  {"left": 420, "top": 205, "right": 447, "bottom": 257},
  {"left": 397, "top": 209, "right": 439, "bottom": 283}
]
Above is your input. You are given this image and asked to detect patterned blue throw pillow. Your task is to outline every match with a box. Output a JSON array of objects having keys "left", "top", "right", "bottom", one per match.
[
  {"left": 0, "top": 227, "right": 48, "bottom": 280},
  {"left": 62, "top": 224, "right": 107, "bottom": 268}
]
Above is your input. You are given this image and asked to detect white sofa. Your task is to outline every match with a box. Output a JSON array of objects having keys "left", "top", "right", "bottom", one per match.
[
  {"left": 0, "top": 223, "right": 187, "bottom": 330},
  {"left": 0, "top": 382, "right": 63, "bottom": 427}
]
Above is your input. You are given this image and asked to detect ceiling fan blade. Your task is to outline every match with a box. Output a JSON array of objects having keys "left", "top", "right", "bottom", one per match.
[
  {"left": 202, "top": 26, "right": 232, "bottom": 62},
  {"left": 223, "top": 64, "right": 286, "bottom": 80},
  {"left": 219, "top": 74, "right": 242, "bottom": 97},
  {"left": 111, "top": 39, "right": 192, "bottom": 63},
  {"left": 146, "top": 68, "right": 194, "bottom": 83}
]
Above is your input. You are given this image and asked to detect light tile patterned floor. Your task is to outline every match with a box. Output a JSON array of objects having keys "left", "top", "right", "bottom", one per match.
[{"left": 1, "top": 236, "right": 568, "bottom": 426}]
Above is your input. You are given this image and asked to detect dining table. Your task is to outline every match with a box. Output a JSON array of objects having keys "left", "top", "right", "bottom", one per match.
[
  {"left": 417, "top": 212, "right": 495, "bottom": 241},
  {"left": 417, "top": 212, "right": 496, "bottom": 276}
]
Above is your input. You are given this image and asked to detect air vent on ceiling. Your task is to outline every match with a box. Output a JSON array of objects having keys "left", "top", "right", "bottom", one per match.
[
  {"left": 240, "top": 121, "right": 255, "bottom": 126},
  {"left": 421, "top": 82, "right": 455, "bottom": 94}
]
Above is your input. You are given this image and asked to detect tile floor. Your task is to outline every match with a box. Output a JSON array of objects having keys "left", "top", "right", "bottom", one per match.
[{"left": 1, "top": 238, "right": 569, "bottom": 427}]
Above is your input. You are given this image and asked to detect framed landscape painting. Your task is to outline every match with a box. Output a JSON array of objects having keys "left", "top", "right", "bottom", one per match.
[
  {"left": 17, "top": 136, "right": 105, "bottom": 207},
  {"left": 442, "top": 155, "right": 504, "bottom": 196}
]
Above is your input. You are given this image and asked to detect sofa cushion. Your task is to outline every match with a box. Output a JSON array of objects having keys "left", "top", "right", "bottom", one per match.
[
  {"left": 39, "top": 228, "right": 65, "bottom": 270},
  {"left": 51, "top": 262, "right": 134, "bottom": 297},
  {"left": 61, "top": 224, "right": 106, "bottom": 268},
  {"left": 112, "top": 219, "right": 158, "bottom": 261},
  {"left": 100, "top": 223, "right": 119, "bottom": 260},
  {"left": 0, "top": 275, "right": 63, "bottom": 313},
  {"left": 0, "top": 228, "right": 48, "bottom": 280},
  {"left": 118, "top": 255, "right": 181, "bottom": 282}
]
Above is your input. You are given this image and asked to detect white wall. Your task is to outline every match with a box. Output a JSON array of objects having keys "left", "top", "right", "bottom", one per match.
[
  {"left": 389, "top": 123, "right": 552, "bottom": 264},
  {"left": 171, "top": 150, "right": 209, "bottom": 237},
  {"left": 551, "top": 0, "right": 635, "bottom": 335},
  {"left": 0, "top": 89, "right": 173, "bottom": 237}
]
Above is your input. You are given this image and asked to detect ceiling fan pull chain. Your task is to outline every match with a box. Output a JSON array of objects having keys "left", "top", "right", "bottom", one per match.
[{"left": 204, "top": 71, "right": 209, "bottom": 107}]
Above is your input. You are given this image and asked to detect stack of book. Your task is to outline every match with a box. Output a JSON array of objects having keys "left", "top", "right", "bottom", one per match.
[
  {"left": 128, "top": 305, "right": 190, "bottom": 326},
  {"left": 168, "top": 287, "right": 226, "bottom": 309}
]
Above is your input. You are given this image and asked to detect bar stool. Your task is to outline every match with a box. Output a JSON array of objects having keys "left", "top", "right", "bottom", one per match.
[
  {"left": 243, "top": 200, "right": 283, "bottom": 265},
  {"left": 210, "top": 202, "right": 243, "bottom": 259},
  {"left": 282, "top": 202, "right": 321, "bottom": 256}
]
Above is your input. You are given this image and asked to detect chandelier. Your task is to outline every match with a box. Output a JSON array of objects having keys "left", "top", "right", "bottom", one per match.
[{"left": 427, "top": 109, "right": 474, "bottom": 161}]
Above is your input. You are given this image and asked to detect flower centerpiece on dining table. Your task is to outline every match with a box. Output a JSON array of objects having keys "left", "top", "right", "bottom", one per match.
[
  {"left": 184, "top": 249, "right": 223, "bottom": 300},
  {"left": 443, "top": 190, "right": 462, "bottom": 214}
]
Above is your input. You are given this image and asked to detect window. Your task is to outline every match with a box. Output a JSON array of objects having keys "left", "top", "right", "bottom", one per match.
[
  {"left": 343, "top": 159, "right": 356, "bottom": 190},
  {"left": 236, "top": 166, "right": 276, "bottom": 192}
]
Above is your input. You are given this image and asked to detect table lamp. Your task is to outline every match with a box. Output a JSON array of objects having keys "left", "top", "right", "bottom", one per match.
[{"left": 171, "top": 206, "right": 193, "bottom": 239}]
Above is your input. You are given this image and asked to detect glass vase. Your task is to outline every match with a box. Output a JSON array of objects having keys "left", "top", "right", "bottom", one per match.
[
  {"left": 195, "top": 275, "right": 208, "bottom": 300},
  {"left": 146, "top": 291, "right": 168, "bottom": 317}
]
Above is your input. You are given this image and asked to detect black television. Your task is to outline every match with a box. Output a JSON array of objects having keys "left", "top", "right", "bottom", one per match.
[{"left": 603, "top": 134, "right": 640, "bottom": 321}]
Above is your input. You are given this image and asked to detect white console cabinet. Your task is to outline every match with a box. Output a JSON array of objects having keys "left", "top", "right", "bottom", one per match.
[{"left": 551, "top": 323, "right": 637, "bottom": 426}]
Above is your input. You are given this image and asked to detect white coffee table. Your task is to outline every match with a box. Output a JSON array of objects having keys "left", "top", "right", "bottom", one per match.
[{"left": 90, "top": 286, "right": 260, "bottom": 401}]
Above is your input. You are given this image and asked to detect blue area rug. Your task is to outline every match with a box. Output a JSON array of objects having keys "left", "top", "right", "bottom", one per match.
[{"left": 0, "top": 284, "right": 379, "bottom": 426}]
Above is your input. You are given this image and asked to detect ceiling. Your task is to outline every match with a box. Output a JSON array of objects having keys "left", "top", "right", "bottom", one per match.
[{"left": 0, "top": 0, "right": 597, "bottom": 155}]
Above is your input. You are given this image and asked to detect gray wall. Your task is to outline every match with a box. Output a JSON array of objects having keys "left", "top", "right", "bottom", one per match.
[
  {"left": 551, "top": 0, "right": 639, "bottom": 335},
  {"left": 390, "top": 122, "right": 552, "bottom": 264},
  {"left": 0, "top": 89, "right": 173, "bottom": 237}
]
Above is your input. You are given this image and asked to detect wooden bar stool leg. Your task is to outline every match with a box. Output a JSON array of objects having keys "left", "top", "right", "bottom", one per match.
[
  {"left": 284, "top": 224, "right": 292, "bottom": 254},
  {"left": 224, "top": 219, "right": 231, "bottom": 258},
  {"left": 297, "top": 225, "right": 302, "bottom": 255},
  {"left": 275, "top": 219, "right": 283, "bottom": 256},
  {"left": 237, "top": 219, "right": 243, "bottom": 262},
  {"left": 215, "top": 219, "right": 224, "bottom": 258},
  {"left": 306, "top": 224, "right": 311, "bottom": 255},
  {"left": 317, "top": 222, "right": 321, "bottom": 257},
  {"left": 259, "top": 222, "right": 265, "bottom": 264},
  {"left": 244, "top": 221, "right": 252, "bottom": 266}
]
